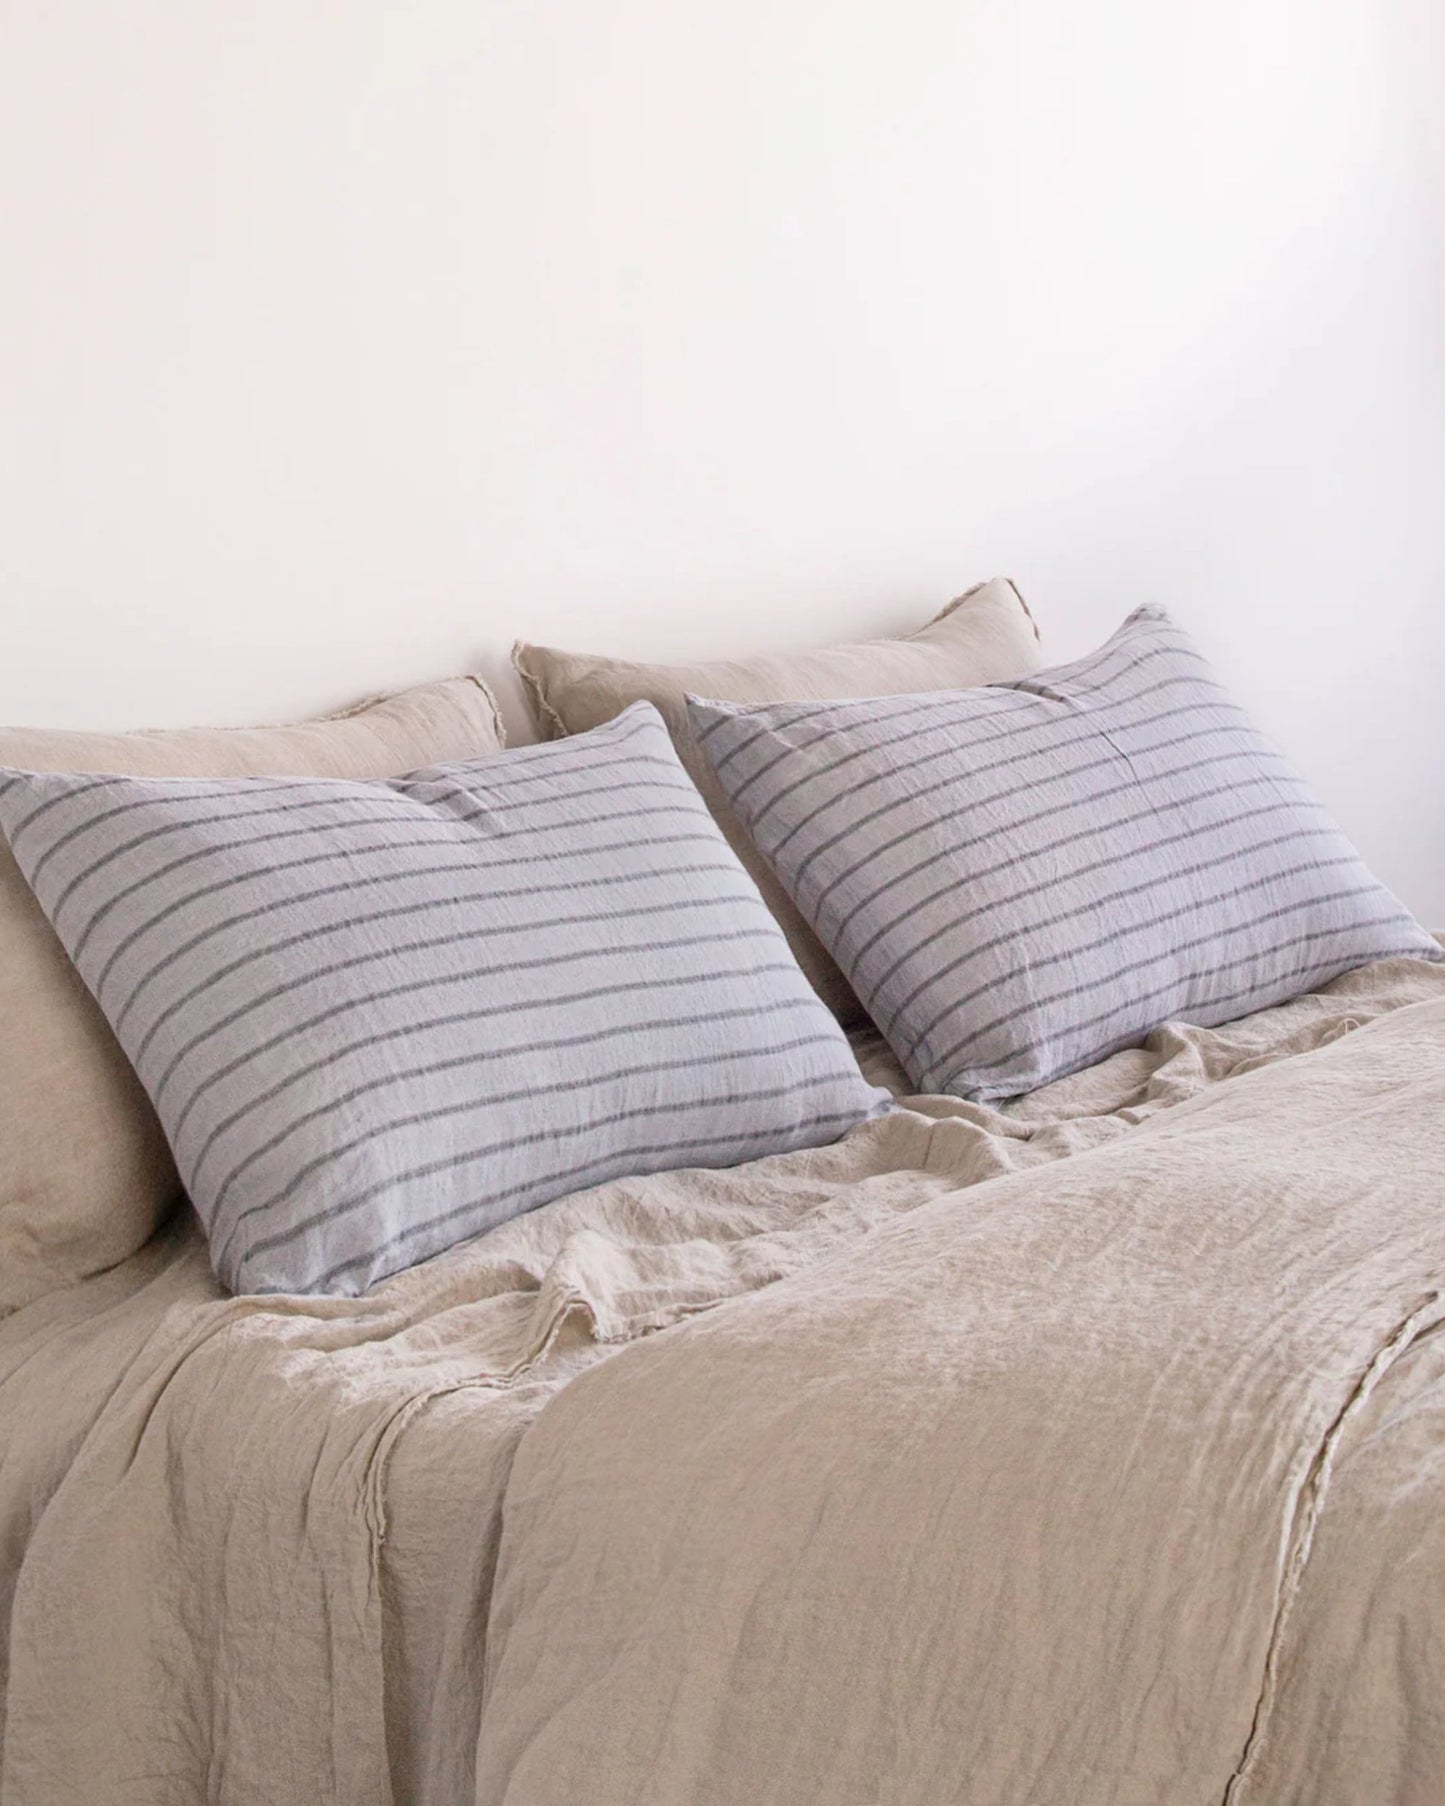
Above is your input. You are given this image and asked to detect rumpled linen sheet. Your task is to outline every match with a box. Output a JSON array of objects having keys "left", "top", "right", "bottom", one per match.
[{"left": 2, "top": 955, "right": 1443, "bottom": 1805}]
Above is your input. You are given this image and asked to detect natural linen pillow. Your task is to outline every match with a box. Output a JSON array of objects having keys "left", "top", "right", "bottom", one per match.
[
  {"left": 687, "top": 607, "right": 1442, "bottom": 1100},
  {"left": 513, "top": 577, "right": 1044, "bottom": 1022},
  {"left": 0, "top": 704, "right": 888, "bottom": 1297},
  {"left": 0, "top": 674, "right": 506, "bottom": 1317}
]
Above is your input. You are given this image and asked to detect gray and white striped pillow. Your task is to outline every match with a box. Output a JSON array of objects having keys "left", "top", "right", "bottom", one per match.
[
  {"left": 687, "top": 608, "right": 1441, "bottom": 1099},
  {"left": 0, "top": 704, "right": 888, "bottom": 1296}
]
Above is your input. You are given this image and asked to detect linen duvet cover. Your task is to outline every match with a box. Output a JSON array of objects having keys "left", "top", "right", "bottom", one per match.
[{"left": 2, "top": 954, "right": 1443, "bottom": 1805}]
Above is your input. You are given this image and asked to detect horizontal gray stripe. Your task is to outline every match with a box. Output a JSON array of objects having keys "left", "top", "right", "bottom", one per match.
[
  {"left": 277, "top": 1108, "right": 873, "bottom": 1295},
  {"left": 689, "top": 700, "right": 771, "bottom": 749},
  {"left": 912, "top": 859, "right": 1375, "bottom": 1076},
  {"left": 701, "top": 694, "right": 901, "bottom": 786},
  {"left": 14, "top": 762, "right": 498, "bottom": 849},
  {"left": 733, "top": 679, "right": 1145, "bottom": 825},
  {"left": 67, "top": 772, "right": 693, "bottom": 946},
  {"left": 873, "top": 804, "right": 1337, "bottom": 1039},
  {"left": 740, "top": 638, "right": 1217, "bottom": 826},
  {"left": 191, "top": 989, "right": 830, "bottom": 1213},
  {"left": 180, "top": 960, "right": 820, "bottom": 1184},
  {"left": 147, "top": 899, "right": 772, "bottom": 1107},
  {"left": 4, "top": 773, "right": 129, "bottom": 848},
  {"left": 805, "top": 732, "right": 1297, "bottom": 924},
  {"left": 839, "top": 775, "right": 1309, "bottom": 980},
  {"left": 705, "top": 704, "right": 839, "bottom": 776},
  {"left": 169, "top": 933, "right": 787, "bottom": 1151},
  {"left": 757, "top": 678, "right": 1245, "bottom": 866},
  {"left": 205, "top": 1028, "right": 848, "bottom": 1245},
  {"left": 776, "top": 683, "right": 1245, "bottom": 894},
  {"left": 128, "top": 855, "right": 748, "bottom": 1062},
  {"left": 24, "top": 777, "right": 378, "bottom": 889},
  {"left": 918, "top": 873, "right": 1385, "bottom": 1087},
  {"left": 111, "top": 827, "right": 729, "bottom": 1033},
  {"left": 697, "top": 614, "right": 1190, "bottom": 780},
  {"left": 110, "top": 828, "right": 728, "bottom": 1031},
  {"left": 46, "top": 793, "right": 425, "bottom": 921},
  {"left": 220, "top": 1066, "right": 855, "bottom": 1273},
  {"left": 30, "top": 740, "right": 680, "bottom": 896},
  {"left": 717, "top": 686, "right": 1032, "bottom": 800},
  {"left": 73, "top": 784, "right": 701, "bottom": 964},
  {"left": 723, "top": 691, "right": 979, "bottom": 808},
  {"left": 711, "top": 643, "right": 1222, "bottom": 824},
  {"left": 950, "top": 920, "right": 1430, "bottom": 1096},
  {"left": 19, "top": 715, "right": 661, "bottom": 892}
]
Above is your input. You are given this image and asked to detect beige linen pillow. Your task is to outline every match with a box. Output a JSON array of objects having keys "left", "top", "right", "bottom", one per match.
[
  {"left": 0, "top": 675, "right": 504, "bottom": 1317},
  {"left": 514, "top": 577, "right": 1044, "bottom": 1019}
]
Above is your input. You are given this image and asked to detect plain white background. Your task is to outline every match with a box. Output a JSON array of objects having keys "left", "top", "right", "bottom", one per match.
[{"left": 1, "top": 1, "right": 1441, "bottom": 917}]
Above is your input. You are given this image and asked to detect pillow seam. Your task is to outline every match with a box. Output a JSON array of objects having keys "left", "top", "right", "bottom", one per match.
[{"left": 511, "top": 642, "right": 570, "bottom": 740}]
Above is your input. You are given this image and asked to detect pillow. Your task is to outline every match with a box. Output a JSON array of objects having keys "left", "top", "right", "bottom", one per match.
[
  {"left": 686, "top": 607, "right": 1441, "bottom": 1099},
  {"left": 513, "top": 577, "right": 1044, "bottom": 1022},
  {"left": 0, "top": 675, "right": 505, "bottom": 1316},
  {"left": 0, "top": 704, "right": 888, "bottom": 1297}
]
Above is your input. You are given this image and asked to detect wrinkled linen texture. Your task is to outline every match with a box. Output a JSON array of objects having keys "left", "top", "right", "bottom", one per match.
[
  {"left": 686, "top": 606, "right": 1441, "bottom": 1097},
  {"left": 0, "top": 955, "right": 1442, "bottom": 1804},
  {"left": 0, "top": 704, "right": 885, "bottom": 1295},
  {"left": 479, "top": 961, "right": 1445, "bottom": 1806}
]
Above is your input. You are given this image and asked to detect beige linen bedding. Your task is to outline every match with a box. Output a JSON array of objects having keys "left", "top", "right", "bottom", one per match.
[{"left": 1, "top": 955, "right": 1443, "bottom": 1805}]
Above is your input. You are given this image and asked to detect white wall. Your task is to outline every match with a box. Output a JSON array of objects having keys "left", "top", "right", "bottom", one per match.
[{"left": 1, "top": 0, "right": 1441, "bottom": 916}]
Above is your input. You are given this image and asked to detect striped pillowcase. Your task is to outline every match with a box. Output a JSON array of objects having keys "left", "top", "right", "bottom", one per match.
[
  {"left": 686, "top": 609, "right": 1441, "bottom": 1099},
  {"left": 0, "top": 704, "right": 888, "bottom": 1295}
]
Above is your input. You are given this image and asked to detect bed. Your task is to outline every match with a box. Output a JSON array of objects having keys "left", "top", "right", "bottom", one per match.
[
  {"left": 3, "top": 952, "right": 1443, "bottom": 1805},
  {"left": 2, "top": 588, "right": 1442, "bottom": 1805}
]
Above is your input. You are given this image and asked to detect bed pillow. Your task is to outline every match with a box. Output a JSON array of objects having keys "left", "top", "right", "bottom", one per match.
[
  {"left": 687, "top": 607, "right": 1441, "bottom": 1099},
  {"left": 0, "top": 675, "right": 506, "bottom": 1316},
  {"left": 513, "top": 577, "right": 1044, "bottom": 1022},
  {"left": 0, "top": 704, "right": 888, "bottom": 1297}
]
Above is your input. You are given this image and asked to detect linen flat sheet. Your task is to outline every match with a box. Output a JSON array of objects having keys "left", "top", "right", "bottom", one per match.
[
  {"left": 1, "top": 954, "right": 1442, "bottom": 1805},
  {"left": 480, "top": 968, "right": 1445, "bottom": 1806}
]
